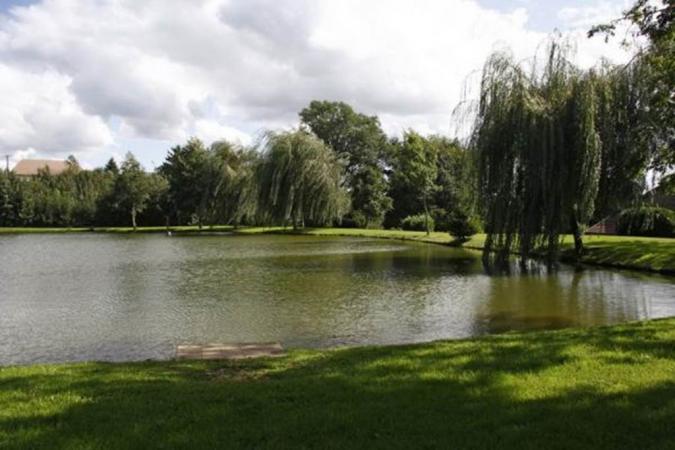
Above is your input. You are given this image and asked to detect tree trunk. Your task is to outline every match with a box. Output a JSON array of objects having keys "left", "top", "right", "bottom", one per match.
[
  {"left": 131, "top": 206, "right": 137, "bottom": 231},
  {"left": 570, "top": 215, "right": 584, "bottom": 259},
  {"left": 423, "top": 195, "right": 430, "bottom": 236}
]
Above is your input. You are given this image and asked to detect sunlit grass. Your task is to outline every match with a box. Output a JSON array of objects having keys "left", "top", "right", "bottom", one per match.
[
  {"left": 1, "top": 318, "right": 673, "bottom": 449},
  {"left": 234, "top": 228, "right": 675, "bottom": 273}
]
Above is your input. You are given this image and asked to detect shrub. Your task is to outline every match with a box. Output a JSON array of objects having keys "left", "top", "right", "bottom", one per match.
[
  {"left": 447, "top": 212, "right": 480, "bottom": 241},
  {"left": 338, "top": 215, "right": 360, "bottom": 228},
  {"left": 338, "top": 211, "right": 382, "bottom": 229},
  {"left": 401, "top": 214, "right": 434, "bottom": 232},
  {"left": 617, "top": 206, "right": 675, "bottom": 237},
  {"left": 431, "top": 208, "right": 449, "bottom": 232}
]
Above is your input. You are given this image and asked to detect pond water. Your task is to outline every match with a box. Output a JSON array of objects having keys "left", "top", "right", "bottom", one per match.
[{"left": 1, "top": 233, "right": 674, "bottom": 365}]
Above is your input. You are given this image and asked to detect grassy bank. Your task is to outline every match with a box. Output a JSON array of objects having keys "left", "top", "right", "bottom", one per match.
[
  {"left": 1, "top": 318, "right": 673, "bottom": 449},
  {"left": 1, "top": 225, "right": 674, "bottom": 273},
  {"left": 233, "top": 227, "right": 675, "bottom": 274}
]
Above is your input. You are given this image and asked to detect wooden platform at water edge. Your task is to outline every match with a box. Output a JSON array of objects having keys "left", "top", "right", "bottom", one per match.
[{"left": 176, "top": 342, "right": 285, "bottom": 360}]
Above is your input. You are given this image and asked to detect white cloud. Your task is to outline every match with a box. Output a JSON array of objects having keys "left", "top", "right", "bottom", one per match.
[
  {"left": 0, "top": 63, "right": 112, "bottom": 165},
  {"left": 0, "top": 0, "right": 634, "bottom": 167}
]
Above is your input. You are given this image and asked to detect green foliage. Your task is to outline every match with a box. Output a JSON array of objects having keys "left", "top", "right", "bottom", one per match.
[
  {"left": 104, "top": 157, "right": 119, "bottom": 174},
  {"left": 387, "top": 131, "right": 438, "bottom": 235},
  {"left": 256, "top": 130, "right": 349, "bottom": 228},
  {"left": 472, "top": 43, "right": 604, "bottom": 265},
  {"left": 210, "top": 141, "right": 259, "bottom": 227},
  {"left": 300, "top": 101, "right": 392, "bottom": 226},
  {"left": 159, "top": 138, "right": 213, "bottom": 226},
  {"left": 590, "top": 0, "right": 674, "bottom": 173},
  {"left": 593, "top": 62, "right": 649, "bottom": 218},
  {"left": 158, "top": 138, "right": 260, "bottom": 228},
  {"left": 447, "top": 211, "right": 480, "bottom": 241},
  {"left": 432, "top": 137, "right": 477, "bottom": 230},
  {"left": 116, "top": 153, "right": 154, "bottom": 229},
  {"left": 617, "top": 206, "right": 675, "bottom": 237},
  {"left": 401, "top": 213, "right": 435, "bottom": 232},
  {"left": 656, "top": 173, "right": 675, "bottom": 196},
  {"left": 386, "top": 134, "right": 476, "bottom": 235}
]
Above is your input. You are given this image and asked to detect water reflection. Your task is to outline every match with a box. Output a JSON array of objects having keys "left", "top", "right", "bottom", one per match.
[{"left": 0, "top": 233, "right": 672, "bottom": 365}]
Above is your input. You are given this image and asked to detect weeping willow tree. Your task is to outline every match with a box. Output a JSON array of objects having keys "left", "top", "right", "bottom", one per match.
[
  {"left": 593, "top": 60, "right": 650, "bottom": 219},
  {"left": 210, "top": 141, "right": 259, "bottom": 227},
  {"left": 472, "top": 43, "right": 602, "bottom": 267},
  {"left": 256, "top": 130, "right": 349, "bottom": 228}
]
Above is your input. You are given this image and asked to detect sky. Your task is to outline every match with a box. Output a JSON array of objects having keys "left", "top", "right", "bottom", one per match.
[{"left": 0, "top": 0, "right": 634, "bottom": 170}]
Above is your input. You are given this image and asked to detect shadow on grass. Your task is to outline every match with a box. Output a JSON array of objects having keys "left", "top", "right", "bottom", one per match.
[{"left": 1, "top": 320, "right": 673, "bottom": 449}]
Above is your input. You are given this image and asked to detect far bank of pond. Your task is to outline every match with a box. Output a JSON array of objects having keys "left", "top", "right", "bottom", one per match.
[
  {"left": 2, "top": 226, "right": 674, "bottom": 274},
  {"left": 1, "top": 232, "right": 673, "bottom": 365}
]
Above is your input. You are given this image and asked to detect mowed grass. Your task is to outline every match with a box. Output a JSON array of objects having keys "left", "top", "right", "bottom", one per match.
[
  {"left": 1, "top": 225, "right": 674, "bottom": 272},
  {"left": 235, "top": 227, "right": 675, "bottom": 273},
  {"left": 1, "top": 319, "right": 673, "bottom": 449}
]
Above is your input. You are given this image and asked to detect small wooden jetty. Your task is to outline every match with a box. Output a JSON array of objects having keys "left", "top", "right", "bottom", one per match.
[{"left": 176, "top": 342, "right": 285, "bottom": 360}]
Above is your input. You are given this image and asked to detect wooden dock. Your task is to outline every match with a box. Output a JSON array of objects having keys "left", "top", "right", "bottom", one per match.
[{"left": 176, "top": 342, "right": 285, "bottom": 360}]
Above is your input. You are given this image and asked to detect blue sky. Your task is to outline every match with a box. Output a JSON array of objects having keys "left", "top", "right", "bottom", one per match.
[
  {"left": 1, "top": 0, "right": 629, "bottom": 31},
  {"left": 0, "top": 0, "right": 632, "bottom": 169},
  {"left": 0, "top": 0, "right": 34, "bottom": 13},
  {"left": 477, "top": 0, "right": 625, "bottom": 31}
]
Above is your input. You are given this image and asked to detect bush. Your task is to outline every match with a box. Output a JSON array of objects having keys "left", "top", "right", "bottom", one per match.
[
  {"left": 617, "top": 207, "right": 675, "bottom": 237},
  {"left": 401, "top": 214, "right": 434, "bottom": 232},
  {"left": 338, "top": 215, "right": 360, "bottom": 228},
  {"left": 447, "top": 212, "right": 480, "bottom": 241},
  {"left": 431, "top": 208, "right": 449, "bottom": 231}
]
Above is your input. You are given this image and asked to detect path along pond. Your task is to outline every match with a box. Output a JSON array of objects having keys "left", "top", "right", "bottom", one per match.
[{"left": 1, "top": 233, "right": 674, "bottom": 365}]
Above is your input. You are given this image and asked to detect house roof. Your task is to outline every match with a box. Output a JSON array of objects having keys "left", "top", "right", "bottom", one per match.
[{"left": 12, "top": 159, "right": 69, "bottom": 176}]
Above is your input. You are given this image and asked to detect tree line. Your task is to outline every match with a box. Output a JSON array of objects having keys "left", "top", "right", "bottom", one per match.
[
  {"left": 0, "top": 101, "right": 477, "bottom": 236},
  {"left": 0, "top": 0, "right": 671, "bottom": 262}
]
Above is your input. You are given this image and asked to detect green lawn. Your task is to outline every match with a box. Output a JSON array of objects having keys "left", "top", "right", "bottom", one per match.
[
  {"left": 236, "top": 227, "right": 675, "bottom": 274},
  {"left": 1, "top": 225, "right": 674, "bottom": 272},
  {"left": 1, "top": 318, "right": 673, "bottom": 449}
]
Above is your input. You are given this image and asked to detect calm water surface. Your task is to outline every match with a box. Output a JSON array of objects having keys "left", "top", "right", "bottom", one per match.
[{"left": 1, "top": 233, "right": 673, "bottom": 365}]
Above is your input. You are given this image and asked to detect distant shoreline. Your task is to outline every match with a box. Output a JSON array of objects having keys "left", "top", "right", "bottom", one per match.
[{"left": 1, "top": 226, "right": 674, "bottom": 275}]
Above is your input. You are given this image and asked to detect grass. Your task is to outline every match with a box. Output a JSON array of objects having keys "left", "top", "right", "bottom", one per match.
[
  {"left": 1, "top": 225, "right": 674, "bottom": 273},
  {"left": 233, "top": 227, "right": 675, "bottom": 274},
  {"left": 0, "top": 318, "right": 673, "bottom": 449}
]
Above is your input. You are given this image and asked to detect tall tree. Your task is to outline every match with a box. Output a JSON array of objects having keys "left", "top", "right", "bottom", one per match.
[
  {"left": 210, "top": 141, "right": 259, "bottom": 227},
  {"left": 117, "top": 152, "right": 152, "bottom": 230},
  {"left": 432, "top": 137, "right": 478, "bottom": 231},
  {"left": 160, "top": 138, "right": 213, "bottom": 227},
  {"left": 390, "top": 131, "right": 439, "bottom": 235},
  {"left": 104, "top": 158, "right": 119, "bottom": 175},
  {"left": 590, "top": 0, "right": 674, "bottom": 173},
  {"left": 0, "top": 172, "right": 17, "bottom": 226},
  {"left": 471, "top": 44, "right": 602, "bottom": 266},
  {"left": 592, "top": 62, "right": 648, "bottom": 218},
  {"left": 300, "top": 101, "right": 391, "bottom": 227},
  {"left": 256, "top": 130, "right": 348, "bottom": 229}
]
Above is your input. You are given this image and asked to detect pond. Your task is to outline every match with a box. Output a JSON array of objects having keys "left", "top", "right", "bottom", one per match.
[{"left": 1, "top": 233, "right": 674, "bottom": 365}]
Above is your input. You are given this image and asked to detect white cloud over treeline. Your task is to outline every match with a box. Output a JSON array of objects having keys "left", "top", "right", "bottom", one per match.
[{"left": 0, "top": 0, "right": 631, "bottom": 167}]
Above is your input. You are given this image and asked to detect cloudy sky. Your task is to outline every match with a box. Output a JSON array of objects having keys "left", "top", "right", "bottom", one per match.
[{"left": 0, "top": 0, "right": 633, "bottom": 169}]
